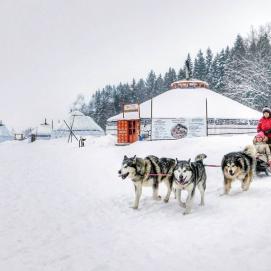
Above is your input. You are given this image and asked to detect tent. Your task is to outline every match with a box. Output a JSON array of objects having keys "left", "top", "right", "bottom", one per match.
[
  {"left": 106, "top": 81, "right": 261, "bottom": 141},
  {"left": 31, "top": 121, "right": 52, "bottom": 141},
  {"left": 53, "top": 111, "right": 105, "bottom": 138},
  {"left": 0, "top": 121, "right": 13, "bottom": 142}
]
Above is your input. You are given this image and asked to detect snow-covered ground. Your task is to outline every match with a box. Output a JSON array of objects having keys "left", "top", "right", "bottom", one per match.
[{"left": 1, "top": 134, "right": 271, "bottom": 271}]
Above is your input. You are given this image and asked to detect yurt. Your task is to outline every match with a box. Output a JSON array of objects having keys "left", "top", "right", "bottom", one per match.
[
  {"left": 106, "top": 80, "right": 261, "bottom": 143},
  {"left": 53, "top": 111, "right": 105, "bottom": 138},
  {"left": 0, "top": 120, "right": 13, "bottom": 143},
  {"left": 31, "top": 120, "right": 52, "bottom": 141}
]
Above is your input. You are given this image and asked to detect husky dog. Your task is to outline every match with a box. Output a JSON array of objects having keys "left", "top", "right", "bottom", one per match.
[
  {"left": 221, "top": 145, "right": 256, "bottom": 195},
  {"left": 173, "top": 154, "right": 207, "bottom": 215},
  {"left": 118, "top": 155, "right": 176, "bottom": 209}
]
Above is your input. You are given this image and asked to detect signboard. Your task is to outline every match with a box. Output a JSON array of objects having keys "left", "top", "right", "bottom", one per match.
[
  {"left": 123, "top": 104, "right": 139, "bottom": 113},
  {"left": 151, "top": 118, "right": 206, "bottom": 140},
  {"left": 207, "top": 118, "right": 258, "bottom": 135}
]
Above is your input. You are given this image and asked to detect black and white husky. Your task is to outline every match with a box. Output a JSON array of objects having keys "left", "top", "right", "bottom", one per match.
[
  {"left": 173, "top": 154, "right": 207, "bottom": 215},
  {"left": 221, "top": 145, "right": 256, "bottom": 195},
  {"left": 118, "top": 155, "right": 176, "bottom": 209}
]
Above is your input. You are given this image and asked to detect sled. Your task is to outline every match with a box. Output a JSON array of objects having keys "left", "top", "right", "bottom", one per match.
[{"left": 256, "top": 158, "right": 271, "bottom": 176}]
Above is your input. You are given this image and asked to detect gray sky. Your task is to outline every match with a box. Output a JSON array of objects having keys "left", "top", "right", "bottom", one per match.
[{"left": 0, "top": 0, "right": 271, "bottom": 130}]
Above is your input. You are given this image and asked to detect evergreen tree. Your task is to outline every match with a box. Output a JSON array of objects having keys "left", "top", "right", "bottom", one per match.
[
  {"left": 136, "top": 78, "right": 147, "bottom": 102},
  {"left": 205, "top": 47, "right": 213, "bottom": 84},
  {"left": 193, "top": 50, "right": 206, "bottom": 80},
  {"left": 177, "top": 68, "right": 186, "bottom": 80},
  {"left": 164, "top": 67, "right": 177, "bottom": 89},
  {"left": 130, "top": 78, "right": 138, "bottom": 103},
  {"left": 184, "top": 54, "right": 193, "bottom": 79},
  {"left": 145, "top": 70, "right": 157, "bottom": 99},
  {"left": 232, "top": 34, "right": 247, "bottom": 59},
  {"left": 209, "top": 54, "right": 220, "bottom": 90},
  {"left": 256, "top": 33, "right": 271, "bottom": 59},
  {"left": 154, "top": 74, "right": 166, "bottom": 96},
  {"left": 215, "top": 49, "right": 226, "bottom": 91}
]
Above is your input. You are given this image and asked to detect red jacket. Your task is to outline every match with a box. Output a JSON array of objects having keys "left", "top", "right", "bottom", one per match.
[{"left": 257, "top": 117, "right": 271, "bottom": 138}]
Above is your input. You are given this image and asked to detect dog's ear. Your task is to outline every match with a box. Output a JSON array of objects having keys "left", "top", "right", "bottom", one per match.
[
  {"left": 133, "top": 155, "right": 137, "bottom": 162},
  {"left": 124, "top": 155, "right": 128, "bottom": 160},
  {"left": 175, "top": 158, "right": 178, "bottom": 163},
  {"left": 188, "top": 158, "right": 191, "bottom": 164}
]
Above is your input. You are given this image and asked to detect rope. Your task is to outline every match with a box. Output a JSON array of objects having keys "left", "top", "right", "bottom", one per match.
[
  {"left": 148, "top": 173, "right": 171, "bottom": 176},
  {"left": 204, "top": 164, "right": 221, "bottom": 168},
  {"left": 147, "top": 165, "right": 221, "bottom": 177}
]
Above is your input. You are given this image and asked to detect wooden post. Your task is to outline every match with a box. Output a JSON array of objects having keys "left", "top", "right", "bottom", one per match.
[
  {"left": 138, "top": 103, "right": 141, "bottom": 141},
  {"left": 122, "top": 102, "right": 124, "bottom": 119},
  {"left": 206, "top": 98, "right": 208, "bottom": 136},
  {"left": 151, "top": 98, "right": 153, "bottom": 141}
]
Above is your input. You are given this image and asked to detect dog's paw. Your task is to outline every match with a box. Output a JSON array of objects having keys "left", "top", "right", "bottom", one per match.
[
  {"left": 164, "top": 198, "right": 169, "bottom": 203},
  {"left": 219, "top": 192, "right": 228, "bottom": 197},
  {"left": 131, "top": 206, "right": 139, "bottom": 210},
  {"left": 199, "top": 203, "right": 205, "bottom": 206},
  {"left": 183, "top": 210, "right": 191, "bottom": 215},
  {"left": 179, "top": 202, "right": 186, "bottom": 208}
]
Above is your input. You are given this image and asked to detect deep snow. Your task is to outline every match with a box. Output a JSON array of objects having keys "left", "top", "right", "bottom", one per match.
[{"left": 1, "top": 135, "right": 271, "bottom": 271}]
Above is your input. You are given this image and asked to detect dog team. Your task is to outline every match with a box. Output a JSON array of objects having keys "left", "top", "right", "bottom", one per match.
[
  {"left": 118, "top": 107, "right": 271, "bottom": 215},
  {"left": 118, "top": 146, "right": 254, "bottom": 215}
]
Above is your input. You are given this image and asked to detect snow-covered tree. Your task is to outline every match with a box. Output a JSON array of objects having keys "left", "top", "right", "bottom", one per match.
[
  {"left": 146, "top": 70, "right": 157, "bottom": 98},
  {"left": 164, "top": 67, "right": 177, "bottom": 89},
  {"left": 193, "top": 50, "right": 206, "bottom": 81}
]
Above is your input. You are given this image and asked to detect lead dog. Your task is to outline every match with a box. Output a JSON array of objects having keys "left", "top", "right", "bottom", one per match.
[
  {"left": 118, "top": 155, "right": 176, "bottom": 209},
  {"left": 173, "top": 154, "right": 207, "bottom": 215},
  {"left": 221, "top": 145, "right": 256, "bottom": 195}
]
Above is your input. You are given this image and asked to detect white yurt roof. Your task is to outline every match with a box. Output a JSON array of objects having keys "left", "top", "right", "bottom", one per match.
[
  {"left": 108, "top": 87, "right": 262, "bottom": 121},
  {"left": 35, "top": 124, "right": 52, "bottom": 136},
  {"left": 57, "top": 111, "right": 104, "bottom": 133}
]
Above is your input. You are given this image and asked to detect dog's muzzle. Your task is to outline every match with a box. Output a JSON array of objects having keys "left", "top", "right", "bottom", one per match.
[
  {"left": 176, "top": 176, "right": 187, "bottom": 185},
  {"left": 118, "top": 171, "right": 129, "bottom": 179},
  {"left": 229, "top": 170, "right": 234, "bottom": 176}
]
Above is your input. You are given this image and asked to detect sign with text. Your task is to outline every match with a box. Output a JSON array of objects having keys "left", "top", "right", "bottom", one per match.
[{"left": 123, "top": 104, "right": 139, "bottom": 113}]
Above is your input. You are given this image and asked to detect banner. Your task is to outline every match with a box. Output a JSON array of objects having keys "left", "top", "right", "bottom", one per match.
[
  {"left": 207, "top": 118, "right": 258, "bottom": 135},
  {"left": 151, "top": 118, "right": 206, "bottom": 140}
]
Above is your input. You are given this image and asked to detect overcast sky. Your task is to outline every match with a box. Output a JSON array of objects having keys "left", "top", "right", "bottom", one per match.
[{"left": 0, "top": 0, "right": 271, "bottom": 130}]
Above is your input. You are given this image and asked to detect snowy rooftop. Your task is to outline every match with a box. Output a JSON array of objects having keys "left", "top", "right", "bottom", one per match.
[
  {"left": 108, "top": 88, "right": 262, "bottom": 121},
  {"left": 56, "top": 111, "right": 104, "bottom": 132},
  {"left": 35, "top": 124, "right": 52, "bottom": 136},
  {"left": 0, "top": 124, "right": 12, "bottom": 137}
]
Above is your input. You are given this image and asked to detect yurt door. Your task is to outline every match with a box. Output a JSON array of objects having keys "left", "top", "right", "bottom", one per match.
[
  {"left": 117, "top": 120, "right": 140, "bottom": 144},
  {"left": 128, "top": 120, "right": 140, "bottom": 143},
  {"left": 117, "top": 120, "right": 129, "bottom": 143}
]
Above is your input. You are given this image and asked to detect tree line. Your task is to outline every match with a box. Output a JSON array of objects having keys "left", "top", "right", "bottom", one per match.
[{"left": 72, "top": 24, "right": 271, "bottom": 129}]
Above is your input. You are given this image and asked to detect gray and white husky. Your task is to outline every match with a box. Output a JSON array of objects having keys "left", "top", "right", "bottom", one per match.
[
  {"left": 118, "top": 155, "right": 176, "bottom": 209},
  {"left": 173, "top": 154, "right": 207, "bottom": 215},
  {"left": 221, "top": 145, "right": 256, "bottom": 195}
]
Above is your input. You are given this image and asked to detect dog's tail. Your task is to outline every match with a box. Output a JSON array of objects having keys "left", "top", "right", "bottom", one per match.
[
  {"left": 243, "top": 145, "right": 256, "bottom": 158},
  {"left": 194, "top": 153, "right": 207, "bottom": 162}
]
